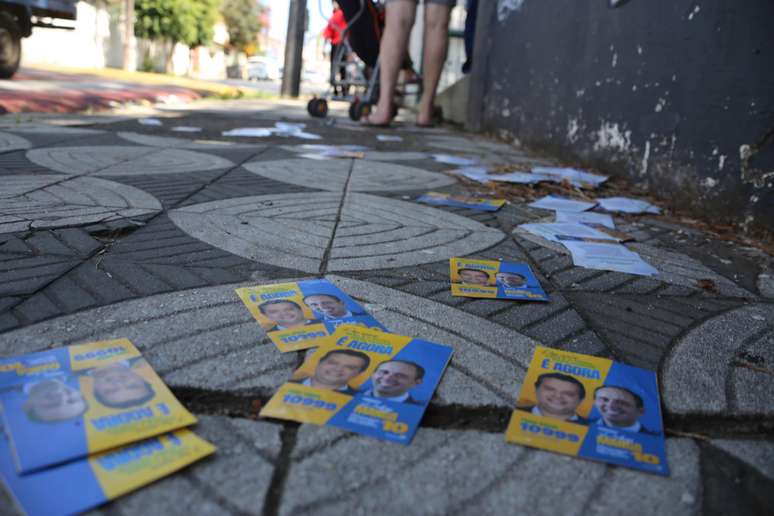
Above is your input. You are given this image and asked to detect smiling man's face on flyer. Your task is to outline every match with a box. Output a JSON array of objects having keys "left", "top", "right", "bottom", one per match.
[
  {"left": 24, "top": 379, "right": 87, "bottom": 422},
  {"left": 305, "top": 295, "right": 348, "bottom": 318},
  {"left": 313, "top": 354, "right": 367, "bottom": 388},
  {"left": 93, "top": 364, "right": 151, "bottom": 407},
  {"left": 263, "top": 301, "right": 306, "bottom": 327},
  {"left": 536, "top": 377, "right": 583, "bottom": 419},
  {"left": 372, "top": 362, "right": 422, "bottom": 397}
]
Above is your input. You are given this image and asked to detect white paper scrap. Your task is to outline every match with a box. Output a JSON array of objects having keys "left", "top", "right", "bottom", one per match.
[
  {"left": 172, "top": 126, "right": 202, "bottom": 132},
  {"left": 518, "top": 222, "right": 618, "bottom": 243},
  {"left": 138, "top": 118, "right": 162, "bottom": 126},
  {"left": 376, "top": 134, "right": 403, "bottom": 142},
  {"left": 448, "top": 166, "right": 490, "bottom": 183},
  {"left": 489, "top": 172, "right": 552, "bottom": 184},
  {"left": 432, "top": 154, "right": 478, "bottom": 166},
  {"left": 562, "top": 241, "right": 659, "bottom": 276},
  {"left": 597, "top": 197, "right": 661, "bottom": 214},
  {"left": 555, "top": 211, "right": 616, "bottom": 229},
  {"left": 532, "top": 166, "right": 608, "bottom": 188},
  {"left": 529, "top": 195, "right": 596, "bottom": 212},
  {"left": 222, "top": 128, "right": 273, "bottom": 137}
]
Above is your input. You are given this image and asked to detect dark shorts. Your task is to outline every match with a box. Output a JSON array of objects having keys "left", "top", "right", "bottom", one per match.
[{"left": 384, "top": 0, "right": 457, "bottom": 6}]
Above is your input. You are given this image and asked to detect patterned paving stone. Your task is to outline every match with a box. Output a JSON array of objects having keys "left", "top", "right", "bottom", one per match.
[
  {"left": 242, "top": 158, "right": 456, "bottom": 192},
  {"left": 281, "top": 426, "right": 700, "bottom": 516},
  {"left": 0, "top": 123, "right": 104, "bottom": 135},
  {"left": 0, "top": 131, "right": 31, "bottom": 152},
  {"left": 26, "top": 146, "right": 234, "bottom": 176},
  {"left": 279, "top": 145, "right": 429, "bottom": 162},
  {"left": 117, "top": 131, "right": 260, "bottom": 150},
  {"left": 0, "top": 276, "right": 535, "bottom": 409},
  {"left": 0, "top": 282, "right": 299, "bottom": 391},
  {"left": 169, "top": 193, "right": 504, "bottom": 273},
  {"left": 0, "top": 214, "right": 300, "bottom": 331},
  {"left": 662, "top": 304, "right": 774, "bottom": 417},
  {"left": 0, "top": 228, "right": 102, "bottom": 298},
  {"left": 0, "top": 175, "right": 162, "bottom": 233},
  {"left": 709, "top": 439, "right": 774, "bottom": 480},
  {"left": 566, "top": 293, "right": 742, "bottom": 369}
]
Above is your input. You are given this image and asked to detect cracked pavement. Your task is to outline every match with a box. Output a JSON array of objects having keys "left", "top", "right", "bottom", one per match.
[{"left": 0, "top": 99, "right": 772, "bottom": 515}]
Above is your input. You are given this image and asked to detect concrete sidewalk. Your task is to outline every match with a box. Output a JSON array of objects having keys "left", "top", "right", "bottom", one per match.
[
  {"left": 0, "top": 99, "right": 772, "bottom": 515},
  {"left": 0, "top": 66, "right": 265, "bottom": 114}
]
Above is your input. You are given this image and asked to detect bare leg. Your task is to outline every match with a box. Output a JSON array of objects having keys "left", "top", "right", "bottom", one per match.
[
  {"left": 417, "top": 2, "right": 451, "bottom": 126},
  {"left": 365, "top": 0, "right": 416, "bottom": 125}
]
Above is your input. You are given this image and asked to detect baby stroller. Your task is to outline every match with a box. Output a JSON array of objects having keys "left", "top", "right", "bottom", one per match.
[{"left": 307, "top": 0, "right": 422, "bottom": 121}]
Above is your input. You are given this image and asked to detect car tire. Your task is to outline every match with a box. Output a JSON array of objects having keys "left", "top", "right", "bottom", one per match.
[{"left": 0, "top": 12, "right": 21, "bottom": 79}]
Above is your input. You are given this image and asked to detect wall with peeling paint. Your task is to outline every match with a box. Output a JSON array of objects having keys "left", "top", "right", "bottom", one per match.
[{"left": 468, "top": 0, "right": 774, "bottom": 234}]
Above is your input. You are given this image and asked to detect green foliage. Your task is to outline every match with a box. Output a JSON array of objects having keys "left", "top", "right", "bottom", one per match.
[
  {"left": 220, "top": 0, "right": 264, "bottom": 53},
  {"left": 134, "top": 0, "right": 220, "bottom": 47}
]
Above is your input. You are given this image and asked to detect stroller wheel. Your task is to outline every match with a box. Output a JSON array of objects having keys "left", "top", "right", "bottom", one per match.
[
  {"left": 354, "top": 102, "right": 372, "bottom": 122},
  {"left": 307, "top": 98, "right": 328, "bottom": 118},
  {"left": 348, "top": 101, "right": 360, "bottom": 121}
]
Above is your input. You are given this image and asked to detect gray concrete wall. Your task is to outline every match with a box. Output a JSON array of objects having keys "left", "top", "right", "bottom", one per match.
[{"left": 467, "top": 0, "right": 774, "bottom": 234}]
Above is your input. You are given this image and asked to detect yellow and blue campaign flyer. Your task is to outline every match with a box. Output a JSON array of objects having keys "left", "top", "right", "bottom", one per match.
[
  {"left": 450, "top": 258, "right": 549, "bottom": 302},
  {"left": 0, "top": 338, "right": 197, "bottom": 473},
  {"left": 236, "top": 279, "right": 388, "bottom": 352},
  {"left": 417, "top": 191, "right": 506, "bottom": 212},
  {"left": 505, "top": 346, "right": 669, "bottom": 476},
  {"left": 260, "top": 324, "right": 453, "bottom": 444},
  {"left": 0, "top": 423, "right": 214, "bottom": 516}
]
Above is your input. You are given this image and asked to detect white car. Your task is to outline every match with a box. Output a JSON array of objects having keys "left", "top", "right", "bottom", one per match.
[{"left": 246, "top": 57, "right": 280, "bottom": 81}]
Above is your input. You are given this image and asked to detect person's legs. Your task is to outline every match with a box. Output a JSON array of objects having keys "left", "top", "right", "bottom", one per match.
[
  {"left": 417, "top": 1, "right": 451, "bottom": 126},
  {"left": 365, "top": 0, "right": 416, "bottom": 125}
]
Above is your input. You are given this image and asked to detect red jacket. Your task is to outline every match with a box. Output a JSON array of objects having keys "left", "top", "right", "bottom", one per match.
[{"left": 323, "top": 9, "right": 347, "bottom": 45}]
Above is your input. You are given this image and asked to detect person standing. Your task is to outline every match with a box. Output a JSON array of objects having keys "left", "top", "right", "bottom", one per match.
[{"left": 364, "top": 0, "right": 456, "bottom": 127}]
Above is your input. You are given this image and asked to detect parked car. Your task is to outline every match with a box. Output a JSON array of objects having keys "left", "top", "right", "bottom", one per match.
[
  {"left": 0, "top": 0, "right": 77, "bottom": 78},
  {"left": 246, "top": 56, "right": 280, "bottom": 81}
]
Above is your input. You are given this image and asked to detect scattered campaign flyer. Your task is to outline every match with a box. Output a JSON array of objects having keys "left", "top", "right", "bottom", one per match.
[
  {"left": 0, "top": 426, "right": 214, "bottom": 516},
  {"left": 505, "top": 346, "right": 669, "bottom": 476},
  {"left": 488, "top": 171, "right": 552, "bottom": 184},
  {"left": 376, "top": 134, "right": 403, "bottom": 142},
  {"left": 236, "top": 280, "right": 388, "bottom": 353},
  {"left": 554, "top": 210, "right": 616, "bottom": 230},
  {"left": 0, "top": 339, "right": 197, "bottom": 473},
  {"left": 260, "top": 324, "right": 452, "bottom": 444},
  {"left": 448, "top": 166, "right": 491, "bottom": 183},
  {"left": 431, "top": 154, "right": 478, "bottom": 166},
  {"left": 518, "top": 222, "right": 619, "bottom": 243},
  {"left": 596, "top": 197, "right": 661, "bottom": 214},
  {"left": 449, "top": 258, "right": 549, "bottom": 301},
  {"left": 528, "top": 195, "right": 597, "bottom": 213},
  {"left": 562, "top": 241, "right": 658, "bottom": 276},
  {"left": 416, "top": 192, "right": 506, "bottom": 212},
  {"left": 531, "top": 167, "right": 608, "bottom": 189}
]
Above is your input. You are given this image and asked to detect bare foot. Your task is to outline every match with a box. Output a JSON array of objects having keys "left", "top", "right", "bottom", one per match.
[{"left": 362, "top": 106, "right": 393, "bottom": 127}]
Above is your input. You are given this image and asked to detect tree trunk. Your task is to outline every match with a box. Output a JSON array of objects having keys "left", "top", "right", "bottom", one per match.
[
  {"left": 165, "top": 40, "right": 174, "bottom": 74},
  {"left": 122, "top": 0, "right": 134, "bottom": 70}
]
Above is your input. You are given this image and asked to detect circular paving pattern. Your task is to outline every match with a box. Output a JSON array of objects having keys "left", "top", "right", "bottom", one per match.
[
  {"left": 26, "top": 145, "right": 234, "bottom": 176},
  {"left": 662, "top": 304, "right": 774, "bottom": 418},
  {"left": 242, "top": 158, "right": 456, "bottom": 192},
  {"left": 0, "top": 123, "right": 105, "bottom": 135},
  {"left": 117, "top": 131, "right": 259, "bottom": 150},
  {"left": 169, "top": 193, "right": 504, "bottom": 272},
  {"left": 0, "top": 131, "right": 32, "bottom": 152},
  {"left": 0, "top": 276, "right": 532, "bottom": 407},
  {"left": 0, "top": 175, "right": 162, "bottom": 233}
]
